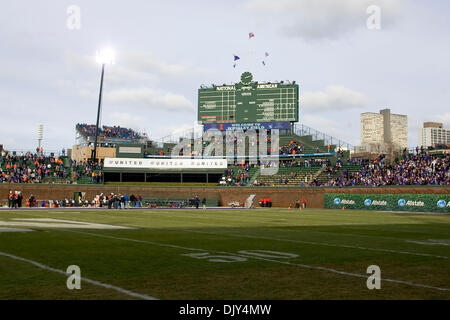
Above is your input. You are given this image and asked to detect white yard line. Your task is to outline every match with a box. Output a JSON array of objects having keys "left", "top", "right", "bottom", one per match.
[
  {"left": 63, "top": 230, "right": 207, "bottom": 252},
  {"left": 405, "top": 240, "right": 450, "bottom": 246},
  {"left": 63, "top": 230, "right": 450, "bottom": 292},
  {"left": 0, "top": 251, "right": 158, "bottom": 300}
]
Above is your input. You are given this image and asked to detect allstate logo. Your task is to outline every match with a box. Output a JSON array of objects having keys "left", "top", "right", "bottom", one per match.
[
  {"left": 437, "top": 200, "right": 446, "bottom": 208},
  {"left": 334, "top": 198, "right": 341, "bottom": 205},
  {"left": 364, "top": 199, "right": 372, "bottom": 206},
  {"left": 398, "top": 199, "right": 406, "bottom": 207}
]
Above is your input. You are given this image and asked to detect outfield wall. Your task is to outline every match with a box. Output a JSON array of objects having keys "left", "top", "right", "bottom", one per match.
[
  {"left": 324, "top": 193, "right": 450, "bottom": 213},
  {"left": 0, "top": 184, "right": 449, "bottom": 209}
]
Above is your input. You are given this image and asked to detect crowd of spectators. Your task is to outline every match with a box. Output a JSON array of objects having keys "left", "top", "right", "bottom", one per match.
[
  {"left": 0, "top": 150, "right": 103, "bottom": 184},
  {"left": 1, "top": 151, "right": 68, "bottom": 183},
  {"left": 280, "top": 140, "right": 305, "bottom": 156},
  {"left": 71, "top": 160, "right": 103, "bottom": 183},
  {"left": 325, "top": 152, "right": 449, "bottom": 187},
  {"left": 219, "top": 163, "right": 252, "bottom": 186},
  {"left": 76, "top": 123, "right": 141, "bottom": 141},
  {"left": 7, "top": 192, "right": 144, "bottom": 208}
]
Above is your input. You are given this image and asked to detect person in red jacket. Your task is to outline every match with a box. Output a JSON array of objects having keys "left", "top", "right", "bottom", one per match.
[{"left": 8, "top": 191, "right": 14, "bottom": 208}]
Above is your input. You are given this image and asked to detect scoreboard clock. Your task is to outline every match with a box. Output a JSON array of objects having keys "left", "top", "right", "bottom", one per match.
[{"left": 198, "top": 72, "right": 299, "bottom": 125}]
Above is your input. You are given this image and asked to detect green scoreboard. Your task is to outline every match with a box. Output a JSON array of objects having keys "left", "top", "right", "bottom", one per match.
[{"left": 198, "top": 72, "right": 299, "bottom": 125}]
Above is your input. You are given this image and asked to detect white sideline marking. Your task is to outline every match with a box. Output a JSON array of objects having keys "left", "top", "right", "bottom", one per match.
[
  {"left": 183, "top": 229, "right": 449, "bottom": 260},
  {"left": 0, "top": 251, "right": 158, "bottom": 300},
  {"left": 64, "top": 230, "right": 450, "bottom": 292}
]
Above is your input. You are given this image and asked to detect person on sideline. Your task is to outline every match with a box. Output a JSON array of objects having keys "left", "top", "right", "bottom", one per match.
[{"left": 202, "top": 197, "right": 206, "bottom": 210}]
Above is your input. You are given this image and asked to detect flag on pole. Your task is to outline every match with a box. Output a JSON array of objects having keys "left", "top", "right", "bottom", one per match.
[
  {"left": 233, "top": 55, "right": 240, "bottom": 61},
  {"left": 265, "top": 52, "right": 269, "bottom": 57},
  {"left": 249, "top": 32, "right": 255, "bottom": 39}
]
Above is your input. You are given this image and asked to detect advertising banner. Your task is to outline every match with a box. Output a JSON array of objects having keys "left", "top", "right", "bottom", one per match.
[
  {"left": 324, "top": 193, "right": 450, "bottom": 213},
  {"left": 104, "top": 158, "right": 227, "bottom": 169}
]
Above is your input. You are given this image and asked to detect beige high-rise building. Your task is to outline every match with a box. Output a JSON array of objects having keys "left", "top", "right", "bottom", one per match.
[
  {"left": 418, "top": 122, "right": 450, "bottom": 148},
  {"left": 355, "top": 108, "right": 408, "bottom": 154}
]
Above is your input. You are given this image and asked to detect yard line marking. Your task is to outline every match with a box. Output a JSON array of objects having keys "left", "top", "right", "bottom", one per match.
[
  {"left": 63, "top": 230, "right": 207, "bottom": 252},
  {"left": 0, "top": 251, "right": 158, "bottom": 300},
  {"left": 405, "top": 240, "right": 450, "bottom": 246},
  {"left": 182, "top": 229, "right": 449, "bottom": 260},
  {"left": 268, "top": 227, "right": 407, "bottom": 242},
  {"left": 0, "top": 227, "right": 34, "bottom": 233},
  {"left": 62, "top": 230, "right": 450, "bottom": 292}
]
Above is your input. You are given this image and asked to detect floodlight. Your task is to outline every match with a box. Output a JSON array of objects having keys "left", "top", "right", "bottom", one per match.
[{"left": 96, "top": 47, "right": 115, "bottom": 65}]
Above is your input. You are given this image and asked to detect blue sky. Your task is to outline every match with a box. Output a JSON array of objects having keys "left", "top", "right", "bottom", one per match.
[{"left": 1, "top": 0, "right": 449, "bottom": 152}]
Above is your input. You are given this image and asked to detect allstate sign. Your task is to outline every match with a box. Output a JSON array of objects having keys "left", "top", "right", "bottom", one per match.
[{"left": 437, "top": 200, "right": 447, "bottom": 208}]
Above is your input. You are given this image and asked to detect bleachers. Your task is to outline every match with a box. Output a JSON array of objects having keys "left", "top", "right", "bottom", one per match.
[
  {"left": 315, "top": 164, "right": 363, "bottom": 185},
  {"left": 255, "top": 166, "right": 322, "bottom": 187},
  {"left": 219, "top": 165, "right": 258, "bottom": 186},
  {"left": 0, "top": 152, "right": 102, "bottom": 184}
]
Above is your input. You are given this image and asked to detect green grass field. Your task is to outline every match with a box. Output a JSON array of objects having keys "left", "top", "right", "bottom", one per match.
[{"left": 0, "top": 208, "right": 449, "bottom": 300}]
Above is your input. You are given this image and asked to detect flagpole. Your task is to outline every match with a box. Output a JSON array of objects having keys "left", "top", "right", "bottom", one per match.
[{"left": 248, "top": 35, "right": 250, "bottom": 73}]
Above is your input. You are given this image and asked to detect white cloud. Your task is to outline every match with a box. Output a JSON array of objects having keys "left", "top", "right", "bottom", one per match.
[
  {"left": 121, "top": 51, "right": 189, "bottom": 77},
  {"left": 243, "top": 0, "right": 403, "bottom": 40},
  {"left": 107, "top": 112, "right": 144, "bottom": 131},
  {"left": 105, "top": 88, "right": 194, "bottom": 112},
  {"left": 64, "top": 50, "right": 207, "bottom": 83},
  {"left": 301, "top": 85, "right": 369, "bottom": 112}
]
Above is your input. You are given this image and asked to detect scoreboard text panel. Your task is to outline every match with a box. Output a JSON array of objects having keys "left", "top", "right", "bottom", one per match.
[{"left": 198, "top": 80, "right": 299, "bottom": 124}]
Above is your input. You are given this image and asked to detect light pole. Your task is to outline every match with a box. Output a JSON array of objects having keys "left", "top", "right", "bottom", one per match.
[
  {"left": 91, "top": 47, "right": 115, "bottom": 163},
  {"left": 37, "top": 124, "right": 43, "bottom": 155}
]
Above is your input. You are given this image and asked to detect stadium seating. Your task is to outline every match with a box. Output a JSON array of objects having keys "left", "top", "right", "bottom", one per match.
[
  {"left": 254, "top": 166, "right": 322, "bottom": 187},
  {"left": 0, "top": 151, "right": 102, "bottom": 184}
]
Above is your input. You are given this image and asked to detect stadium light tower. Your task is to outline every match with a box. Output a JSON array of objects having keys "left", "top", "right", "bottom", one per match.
[
  {"left": 37, "top": 124, "right": 43, "bottom": 155},
  {"left": 91, "top": 47, "right": 115, "bottom": 163}
]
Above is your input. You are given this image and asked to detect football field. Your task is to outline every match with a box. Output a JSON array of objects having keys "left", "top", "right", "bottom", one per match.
[{"left": 0, "top": 207, "right": 449, "bottom": 300}]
